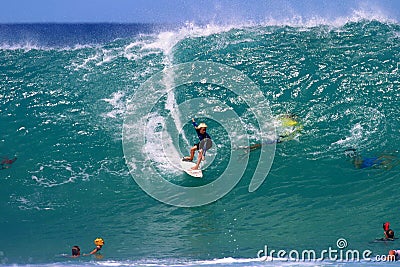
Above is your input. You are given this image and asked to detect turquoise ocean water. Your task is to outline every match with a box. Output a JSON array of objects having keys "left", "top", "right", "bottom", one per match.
[{"left": 0, "top": 16, "right": 400, "bottom": 267}]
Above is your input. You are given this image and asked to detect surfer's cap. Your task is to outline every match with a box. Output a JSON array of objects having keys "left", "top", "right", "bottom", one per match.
[{"left": 196, "top": 123, "right": 208, "bottom": 129}]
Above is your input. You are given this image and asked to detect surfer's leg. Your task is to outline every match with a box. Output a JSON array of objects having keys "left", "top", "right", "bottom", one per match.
[
  {"left": 183, "top": 145, "right": 197, "bottom": 161},
  {"left": 189, "top": 146, "right": 197, "bottom": 160},
  {"left": 191, "top": 150, "right": 203, "bottom": 170}
]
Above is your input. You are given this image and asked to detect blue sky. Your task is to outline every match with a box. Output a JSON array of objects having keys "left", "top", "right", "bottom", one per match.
[{"left": 1, "top": 0, "right": 399, "bottom": 23}]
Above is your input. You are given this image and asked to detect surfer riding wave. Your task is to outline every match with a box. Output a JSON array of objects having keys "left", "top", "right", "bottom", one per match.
[{"left": 183, "top": 118, "right": 211, "bottom": 170}]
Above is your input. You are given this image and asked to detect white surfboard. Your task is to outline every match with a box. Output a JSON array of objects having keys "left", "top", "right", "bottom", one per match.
[{"left": 180, "top": 159, "right": 203, "bottom": 178}]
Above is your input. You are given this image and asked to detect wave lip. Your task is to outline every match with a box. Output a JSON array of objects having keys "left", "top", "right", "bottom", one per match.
[{"left": 0, "top": 6, "right": 398, "bottom": 50}]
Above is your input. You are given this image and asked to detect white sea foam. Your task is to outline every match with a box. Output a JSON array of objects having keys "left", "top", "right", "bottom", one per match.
[
  {"left": 142, "top": 113, "right": 181, "bottom": 174},
  {"left": 102, "top": 91, "right": 126, "bottom": 119}
]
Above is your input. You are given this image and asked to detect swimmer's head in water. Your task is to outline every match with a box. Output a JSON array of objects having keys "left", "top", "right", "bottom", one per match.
[
  {"left": 94, "top": 238, "right": 104, "bottom": 246},
  {"left": 72, "top": 246, "right": 80, "bottom": 256}
]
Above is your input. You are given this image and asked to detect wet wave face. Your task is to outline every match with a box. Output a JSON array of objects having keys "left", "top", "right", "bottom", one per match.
[{"left": 0, "top": 13, "right": 399, "bottom": 265}]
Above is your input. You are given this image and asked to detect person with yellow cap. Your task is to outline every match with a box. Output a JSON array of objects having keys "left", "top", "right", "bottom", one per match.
[
  {"left": 84, "top": 238, "right": 104, "bottom": 256},
  {"left": 183, "top": 118, "right": 211, "bottom": 170}
]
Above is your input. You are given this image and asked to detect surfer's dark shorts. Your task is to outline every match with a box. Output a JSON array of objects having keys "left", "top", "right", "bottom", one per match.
[{"left": 194, "top": 142, "right": 200, "bottom": 150}]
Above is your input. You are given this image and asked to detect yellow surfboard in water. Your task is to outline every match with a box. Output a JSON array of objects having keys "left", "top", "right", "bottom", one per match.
[
  {"left": 280, "top": 117, "right": 299, "bottom": 127},
  {"left": 277, "top": 115, "right": 303, "bottom": 141}
]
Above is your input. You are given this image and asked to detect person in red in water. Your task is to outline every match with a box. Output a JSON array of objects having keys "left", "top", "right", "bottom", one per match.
[
  {"left": 1, "top": 157, "right": 17, "bottom": 170},
  {"left": 383, "top": 222, "right": 395, "bottom": 240},
  {"left": 384, "top": 222, "right": 390, "bottom": 232},
  {"left": 375, "top": 222, "right": 396, "bottom": 242}
]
